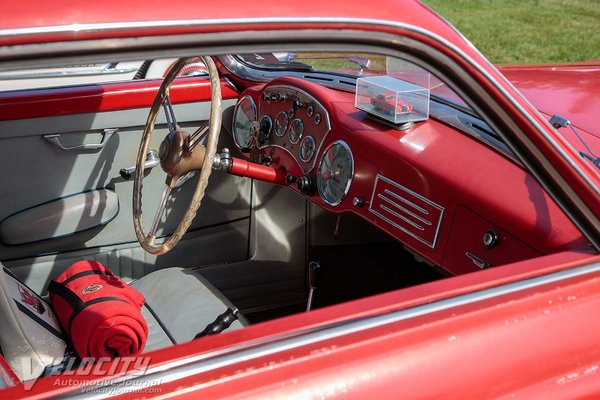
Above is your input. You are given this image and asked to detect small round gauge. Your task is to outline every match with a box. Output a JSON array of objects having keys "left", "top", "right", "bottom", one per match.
[
  {"left": 274, "top": 111, "right": 289, "bottom": 137},
  {"left": 299, "top": 136, "right": 316, "bottom": 162},
  {"left": 232, "top": 96, "right": 257, "bottom": 148},
  {"left": 259, "top": 115, "right": 273, "bottom": 142},
  {"left": 314, "top": 113, "right": 322, "bottom": 125},
  {"left": 289, "top": 118, "right": 304, "bottom": 144},
  {"left": 317, "top": 141, "right": 354, "bottom": 206}
]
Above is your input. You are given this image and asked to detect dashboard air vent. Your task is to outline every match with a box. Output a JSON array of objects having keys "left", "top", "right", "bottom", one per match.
[{"left": 369, "top": 174, "right": 444, "bottom": 248}]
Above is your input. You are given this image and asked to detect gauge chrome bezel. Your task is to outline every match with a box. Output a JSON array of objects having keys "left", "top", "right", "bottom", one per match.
[
  {"left": 232, "top": 95, "right": 257, "bottom": 149},
  {"left": 299, "top": 135, "right": 316, "bottom": 162},
  {"left": 317, "top": 140, "right": 355, "bottom": 206}
]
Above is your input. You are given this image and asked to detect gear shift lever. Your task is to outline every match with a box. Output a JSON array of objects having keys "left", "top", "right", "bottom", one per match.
[{"left": 306, "top": 260, "right": 320, "bottom": 312}]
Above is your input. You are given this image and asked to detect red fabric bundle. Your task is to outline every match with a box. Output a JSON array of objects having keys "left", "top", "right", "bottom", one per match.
[{"left": 48, "top": 260, "right": 148, "bottom": 359}]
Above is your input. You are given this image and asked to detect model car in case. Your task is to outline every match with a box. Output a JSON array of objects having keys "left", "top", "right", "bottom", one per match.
[
  {"left": 371, "top": 93, "right": 413, "bottom": 114},
  {"left": 0, "top": 0, "right": 599, "bottom": 398}
]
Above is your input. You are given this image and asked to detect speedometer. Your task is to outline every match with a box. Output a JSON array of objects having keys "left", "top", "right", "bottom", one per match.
[
  {"left": 317, "top": 141, "right": 354, "bottom": 206},
  {"left": 232, "top": 96, "right": 257, "bottom": 148}
]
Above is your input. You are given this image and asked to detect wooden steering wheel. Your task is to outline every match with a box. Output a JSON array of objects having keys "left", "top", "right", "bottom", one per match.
[{"left": 133, "top": 56, "right": 222, "bottom": 255}]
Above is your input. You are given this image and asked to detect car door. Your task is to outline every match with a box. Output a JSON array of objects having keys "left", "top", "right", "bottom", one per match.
[{"left": 0, "top": 64, "right": 251, "bottom": 294}]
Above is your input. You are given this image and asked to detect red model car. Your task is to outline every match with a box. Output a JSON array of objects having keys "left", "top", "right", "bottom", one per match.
[
  {"left": 371, "top": 93, "right": 414, "bottom": 114},
  {"left": 0, "top": 0, "right": 599, "bottom": 399}
]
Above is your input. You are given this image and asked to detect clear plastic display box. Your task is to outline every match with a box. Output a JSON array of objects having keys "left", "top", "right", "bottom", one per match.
[{"left": 355, "top": 76, "right": 430, "bottom": 125}]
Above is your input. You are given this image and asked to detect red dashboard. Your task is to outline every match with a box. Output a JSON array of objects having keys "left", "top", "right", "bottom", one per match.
[{"left": 231, "top": 76, "right": 587, "bottom": 274}]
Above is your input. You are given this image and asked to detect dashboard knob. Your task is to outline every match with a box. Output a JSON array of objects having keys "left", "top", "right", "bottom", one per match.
[
  {"left": 352, "top": 196, "right": 365, "bottom": 208},
  {"left": 296, "top": 174, "right": 316, "bottom": 195},
  {"left": 483, "top": 230, "right": 500, "bottom": 249},
  {"left": 278, "top": 93, "right": 288, "bottom": 102},
  {"left": 285, "top": 174, "right": 297, "bottom": 185}
]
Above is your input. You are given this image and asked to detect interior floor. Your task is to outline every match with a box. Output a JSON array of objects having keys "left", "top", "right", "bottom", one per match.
[{"left": 244, "top": 242, "right": 447, "bottom": 323}]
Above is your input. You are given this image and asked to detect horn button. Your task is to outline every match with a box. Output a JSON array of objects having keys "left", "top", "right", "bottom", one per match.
[{"left": 159, "top": 129, "right": 190, "bottom": 175}]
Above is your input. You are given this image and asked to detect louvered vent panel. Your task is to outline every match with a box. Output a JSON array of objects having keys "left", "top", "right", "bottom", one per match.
[{"left": 369, "top": 174, "right": 444, "bottom": 248}]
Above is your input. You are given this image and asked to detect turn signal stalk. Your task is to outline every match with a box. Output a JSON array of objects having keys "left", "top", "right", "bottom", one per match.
[
  {"left": 229, "top": 157, "right": 287, "bottom": 184},
  {"left": 212, "top": 148, "right": 287, "bottom": 185}
]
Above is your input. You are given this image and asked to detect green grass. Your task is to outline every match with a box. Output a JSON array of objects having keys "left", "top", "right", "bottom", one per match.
[{"left": 425, "top": 0, "right": 600, "bottom": 64}]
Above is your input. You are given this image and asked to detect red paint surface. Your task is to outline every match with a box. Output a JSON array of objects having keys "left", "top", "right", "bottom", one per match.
[
  {"left": 2, "top": 0, "right": 458, "bottom": 48},
  {"left": 501, "top": 63, "right": 600, "bottom": 138},
  {"left": 229, "top": 157, "right": 287, "bottom": 185},
  {"left": 0, "top": 77, "right": 238, "bottom": 121}
]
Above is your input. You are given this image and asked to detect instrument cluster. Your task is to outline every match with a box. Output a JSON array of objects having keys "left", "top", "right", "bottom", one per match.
[
  {"left": 233, "top": 85, "right": 331, "bottom": 172},
  {"left": 232, "top": 84, "right": 355, "bottom": 207}
]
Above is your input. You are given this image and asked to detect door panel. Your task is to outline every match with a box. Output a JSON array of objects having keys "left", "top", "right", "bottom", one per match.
[{"left": 0, "top": 79, "right": 249, "bottom": 287}]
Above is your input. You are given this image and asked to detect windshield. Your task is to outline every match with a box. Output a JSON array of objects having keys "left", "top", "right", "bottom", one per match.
[
  {"left": 234, "top": 52, "right": 511, "bottom": 159},
  {"left": 237, "top": 52, "right": 472, "bottom": 109}
]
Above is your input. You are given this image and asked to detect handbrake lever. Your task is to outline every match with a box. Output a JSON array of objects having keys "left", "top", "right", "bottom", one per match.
[{"left": 306, "top": 260, "right": 320, "bottom": 312}]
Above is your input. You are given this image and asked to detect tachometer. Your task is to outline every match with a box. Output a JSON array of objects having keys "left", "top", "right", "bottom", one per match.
[
  {"left": 317, "top": 141, "right": 354, "bottom": 206},
  {"left": 232, "top": 96, "right": 257, "bottom": 148}
]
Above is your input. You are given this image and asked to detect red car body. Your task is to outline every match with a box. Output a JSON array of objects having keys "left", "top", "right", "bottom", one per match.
[{"left": 1, "top": 0, "right": 600, "bottom": 399}]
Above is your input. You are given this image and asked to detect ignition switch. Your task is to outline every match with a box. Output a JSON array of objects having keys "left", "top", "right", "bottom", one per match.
[
  {"left": 483, "top": 230, "right": 500, "bottom": 249},
  {"left": 296, "top": 174, "right": 316, "bottom": 195}
]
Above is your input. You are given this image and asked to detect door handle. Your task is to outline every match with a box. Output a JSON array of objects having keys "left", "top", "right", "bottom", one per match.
[
  {"left": 43, "top": 128, "right": 117, "bottom": 151},
  {"left": 120, "top": 150, "right": 160, "bottom": 180}
]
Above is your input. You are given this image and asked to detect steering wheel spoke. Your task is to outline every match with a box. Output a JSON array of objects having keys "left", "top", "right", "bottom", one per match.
[
  {"left": 133, "top": 56, "right": 222, "bottom": 255},
  {"left": 162, "top": 92, "right": 178, "bottom": 133},
  {"left": 148, "top": 184, "right": 172, "bottom": 236}
]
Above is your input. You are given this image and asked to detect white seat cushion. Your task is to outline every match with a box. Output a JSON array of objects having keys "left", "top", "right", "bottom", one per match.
[{"left": 0, "top": 264, "right": 66, "bottom": 381}]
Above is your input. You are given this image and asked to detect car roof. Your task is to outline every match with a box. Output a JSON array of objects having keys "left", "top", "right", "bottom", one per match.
[{"left": 2, "top": 0, "right": 469, "bottom": 50}]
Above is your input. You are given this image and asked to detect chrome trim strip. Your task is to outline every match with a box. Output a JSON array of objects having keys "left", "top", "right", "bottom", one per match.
[
  {"left": 369, "top": 174, "right": 444, "bottom": 248},
  {"left": 380, "top": 203, "right": 425, "bottom": 231},
  {"left": 60, "top": 258, "right": 600, "bottom": 399},
  {"left": 381, "top": 191, "right": 432, "bottom": 224},
  {"left": 384, "top": 188, "right": 429, "bottom": 215}
]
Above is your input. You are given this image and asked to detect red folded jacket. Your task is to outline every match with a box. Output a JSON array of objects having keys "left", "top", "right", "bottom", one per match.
[{"left": 48, "top": 260, "right": 148, "bottom": 359}]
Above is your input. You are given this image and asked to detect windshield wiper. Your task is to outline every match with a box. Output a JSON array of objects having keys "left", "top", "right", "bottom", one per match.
[{"left": 550, "top": 114, "right": 600, "bottom": 169}]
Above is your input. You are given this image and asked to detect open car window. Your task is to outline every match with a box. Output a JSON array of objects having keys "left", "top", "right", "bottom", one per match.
[{"left": 0, "top": 58, "right": 208, "bottom": 92}]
